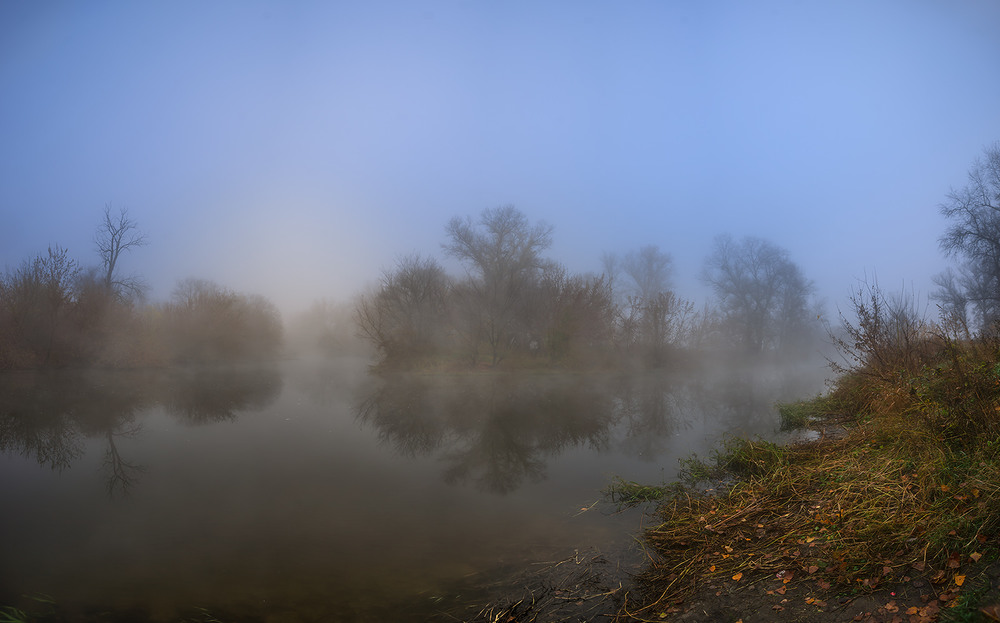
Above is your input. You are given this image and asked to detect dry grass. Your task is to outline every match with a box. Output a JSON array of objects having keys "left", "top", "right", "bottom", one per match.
[{"left": 620, "top": 404, "right": 1000, "bottom": 620}]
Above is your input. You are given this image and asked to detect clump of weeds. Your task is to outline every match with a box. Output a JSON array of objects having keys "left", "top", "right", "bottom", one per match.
[
  {"left": 604, "top": 477, "right": 677, "bottom": 509},
  {"left": 776, "top": 395, "right": 838, "bottom": 430}
]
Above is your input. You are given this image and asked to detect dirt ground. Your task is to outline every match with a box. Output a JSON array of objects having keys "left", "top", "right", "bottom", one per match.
[{"left": 443, "top": 549, "right": 1000, "bottom": 623}]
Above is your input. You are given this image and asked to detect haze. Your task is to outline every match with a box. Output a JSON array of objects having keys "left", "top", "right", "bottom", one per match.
[{"left": 3, "top": 2, "right": 1000, "bottom": 316}]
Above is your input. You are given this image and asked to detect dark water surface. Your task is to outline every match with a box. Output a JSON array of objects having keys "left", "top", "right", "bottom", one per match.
[{"left": 0, "top": 357, "right": 827, "bottom": 621}]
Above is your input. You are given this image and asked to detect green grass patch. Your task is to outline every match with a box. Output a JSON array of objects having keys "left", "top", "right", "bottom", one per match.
[
  {"left": 776, "top": 394, "right": 838, "bottom": 430},
  {"left": 603, "top": 477, "right": 674, "bottom": 509}
]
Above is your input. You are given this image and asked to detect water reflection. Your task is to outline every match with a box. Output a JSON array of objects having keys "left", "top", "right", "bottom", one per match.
[
  {"left": 0, "top": 366, "right": 282, "bottom": 495},
  {"left": 160, "top": 366, "right": 283, "bottom": 424},
  {"left": 0, "top": 359, "right": 828, "bottom": 620},
  {"left": 354, "top": 366, "right": 818, "bottom": 495},
  {"left": 357, "top": 374, "right": 622, "bottom": 494}
]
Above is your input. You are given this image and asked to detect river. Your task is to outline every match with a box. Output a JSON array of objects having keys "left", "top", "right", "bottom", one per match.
[{"left": 0, "top": 356, "right": 827, "bottom": 621}]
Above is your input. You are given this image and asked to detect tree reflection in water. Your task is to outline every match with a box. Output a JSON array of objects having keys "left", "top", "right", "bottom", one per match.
[
  {"left": 355, "top": 373, "right": 688, "bottom": 494},
  {"left": 0, "top": 365, "right": 282, "bottom": 496},
  {"left": 356, "top": 363, "right": 826, "bottom": 495}
]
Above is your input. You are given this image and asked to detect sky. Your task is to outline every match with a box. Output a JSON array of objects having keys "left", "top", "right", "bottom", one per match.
[{"left": 2, "top": 1, "right": 999, "bottom": 318}]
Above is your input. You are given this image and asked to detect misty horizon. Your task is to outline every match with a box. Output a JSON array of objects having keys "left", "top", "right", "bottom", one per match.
[{"left": 3, "top": 2, "right": 999, "bottom": 320}]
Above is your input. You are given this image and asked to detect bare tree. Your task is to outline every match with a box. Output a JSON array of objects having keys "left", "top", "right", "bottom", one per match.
[
  {"left": 95, "top": 203, "right": 148, "bottom": 301},
  {"left": 0, "top": 246, "right": 80, "bottom": 365},
  {"left": 442, "top": 205, "right": 553, "bottom": 365},
  {"left": 622, "top": 244, "right": 672, "bottom": 301},
  {"left": 831, "top": 279, "right": 934, "bottom": 380},
  {"left": 932, "top": 267, "right": 972, "bottom": 339},
  {"left": 937, "top": 141, "right": 1000, "bottom": 333},
  {"left": 354, "top": 254, "right": 450, "bottom": 363},
  {"left": 701, "top": 234, "right": 815, "bottom": 353}
]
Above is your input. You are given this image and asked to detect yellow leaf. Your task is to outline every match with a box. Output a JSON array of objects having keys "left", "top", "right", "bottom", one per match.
[
  {"left": 709, "top": 565, "right": 716, "bottom": 572},
  {"left": 732, "top": 572, "right": 743, "bottom": 581},
  {"left": 805, "top": 536, "right": 817, "bottom": 543},
  {"left": 955, "top": 574, "right": 966, "bottom": 586}
]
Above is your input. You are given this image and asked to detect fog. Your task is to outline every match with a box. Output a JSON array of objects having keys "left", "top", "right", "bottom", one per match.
[
  {"left": 7, "top": 6, "right": 1000, "bottom": 617},
  {"left": 3, "top": 2, "right": 1000, "bottom": 321}
]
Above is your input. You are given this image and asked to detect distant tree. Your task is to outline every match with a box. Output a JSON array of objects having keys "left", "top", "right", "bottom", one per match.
[
  {"left": 355, "top": 254, "right": 450, "bottom": 363},
  {"left": 0, "top": 246, "right": 80, "bottom": 365},
  {"left": 600, "top": 251, "right": 622, "bottom": 300},
  {"left": 937, "top": 141, "right": 1000, "bottom": 333},
  {"left": 932, "top": 267, "right": 972, "bottom": 338},
  {"left": 524, "top": 264, "right": 615, "bottom": 362},
  {"left": 289, "top": 299, "right": 361, "bottom": 356},
  {"left": 603, "top": 245, "right": 692, "bottom": 363},
  {"left": 622, "top": 245, "right": 672, "bottom": 301},
  {"left": 95, "top": 203, "right": 147, "bottom": 302},
  {"left": 442, "top": 205, "right": 553, "bottom": 365},
  {"left": 701, "top": 234, "right": 815, "bottom": 353},
  {"left": 164, "top": 278, "right": 282, "bottom": 362}
]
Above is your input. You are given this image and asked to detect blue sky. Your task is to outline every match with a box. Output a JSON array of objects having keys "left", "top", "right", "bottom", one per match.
[{"left": 2, "top": 1, "right": 999, "bottom": 316}]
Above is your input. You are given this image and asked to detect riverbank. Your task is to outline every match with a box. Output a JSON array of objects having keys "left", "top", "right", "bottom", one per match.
[{"left": 610, "top": 335, "right": 1000, "bottom": 622}]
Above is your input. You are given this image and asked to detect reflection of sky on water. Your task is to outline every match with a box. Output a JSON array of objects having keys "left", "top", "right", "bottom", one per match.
[{"left": 0, "top": 358, "right": 828, "bottom": 618}]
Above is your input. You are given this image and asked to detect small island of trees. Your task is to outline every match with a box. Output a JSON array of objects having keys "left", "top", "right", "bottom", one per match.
[{"left": 355, "top": 205, "right": 823, "bottom": 371}]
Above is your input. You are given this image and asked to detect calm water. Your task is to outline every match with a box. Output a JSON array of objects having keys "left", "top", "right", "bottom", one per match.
[{"left": 0, "top": 357, "right": 827, "bottom": 621}]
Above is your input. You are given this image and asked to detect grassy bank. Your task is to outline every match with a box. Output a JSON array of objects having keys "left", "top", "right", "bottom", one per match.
[{"left": 619, "top": 335, "right": 1000, "bottom": 621}]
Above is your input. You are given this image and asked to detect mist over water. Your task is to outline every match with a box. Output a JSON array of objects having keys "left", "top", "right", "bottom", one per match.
[{"left": 0, "top": 355, "right": 828, "bottom": 620}]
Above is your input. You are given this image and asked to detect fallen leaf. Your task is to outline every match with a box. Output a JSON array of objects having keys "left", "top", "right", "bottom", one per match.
[
  {"left": 808, "top": 565, "right": 819, "bottom": 574},
  {"left": 981, "top": 604, "right": 1000, "bottom": 621},
  {"left": 912, "top": 561, "right": 926, "bottom": 571},
  {"left": 906, "top": 607, "right": 919, "bottom": 615},
  {"left": 884, "top": 600, "right": 898, "bottom": 613},
  {"left": 817, "top": 580, "right": 832, "bottom": 590},
  {"left": 709, "top": 565, "right": 716, "bottom": 572},
  {"left": 732, "top": 572, "right": 743, "bottom": 581},
  {"left": 947, "top": 553, "right": 961, "bottom": 568},
  {"left": 775, "top": 585, "right": 787, "bottom": 595},
  {"left": 955, "top": 574, "right": 966, "bottom": 586},
  {"left": 971, "top": 552, "right": 983, "bottom": 562}
]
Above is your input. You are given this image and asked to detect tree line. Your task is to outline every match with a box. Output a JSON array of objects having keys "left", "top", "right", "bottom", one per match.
[
  {"left": 355, "top": 205, "right": 823, "bottom": 370},
  {"left": 0, "top": 205, "right": 282, "bottom": 369},
  {"left": 3, "top": 141, "right": 996, "bottom": 371},
  {"left": 356, "top": 141, "right": 1000, "bottom": 371}
]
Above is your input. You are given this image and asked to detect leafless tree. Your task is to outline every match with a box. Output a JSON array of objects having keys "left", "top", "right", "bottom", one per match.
[
  {"left": 0, "top": 246, "right": 80, "bottom": 365},
  {"left": 622, "top": 244, "right": 672, "bottom": 301},
  {"left": 164, "top": 278, "right": 282, "bottom": 362},
  {"left": 702, "top": 234, "right": 815, "bottom": 353},
  {"left": 95, "top": 203, "right": 148, "bottom": 301},
  {"left": 354, "top": 254, "right": 450, "bottom": 362},
  {"left": 937, "top": 141, "right": 1000, "bottom": 333},
  {"left": 442, "top": 205, "right": 553, "bottom": 365}
]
